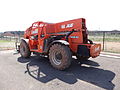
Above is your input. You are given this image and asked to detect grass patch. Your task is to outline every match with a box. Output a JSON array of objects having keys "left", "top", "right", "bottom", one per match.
[
  {"left": 0, "top": 40, "right": 15, "bottom": 43},
  {"left": 88, "top": 36, "right": 120, "bottom": 42}
]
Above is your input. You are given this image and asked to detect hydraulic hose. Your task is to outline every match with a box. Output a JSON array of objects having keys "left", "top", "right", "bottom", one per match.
[{"left": 66, "top": 29, "right": 75, "bottom": 41}]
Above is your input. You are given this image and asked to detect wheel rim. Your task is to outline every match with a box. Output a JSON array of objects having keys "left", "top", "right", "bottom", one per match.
[
  {"left": 20, "top": 45, "right": 25, "bottom": 55},
  {"left": 52, "top": 51, "right": 62, "bottom": 65}
]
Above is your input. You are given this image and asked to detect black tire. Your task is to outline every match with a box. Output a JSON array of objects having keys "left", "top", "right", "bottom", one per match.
[
  {"left": 20, "top": 40, "right": 31, "bottom": 58},
  {"left": 49, "top": 44, "right": 72, "bottom": 70},
  {"left": 76, "top": 55, "right": 89, "bottom": 61}
]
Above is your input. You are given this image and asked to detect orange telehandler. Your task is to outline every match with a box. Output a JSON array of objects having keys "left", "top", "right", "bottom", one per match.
[{"left": 18, "top": 18, "right": 101, "bottom": 70}]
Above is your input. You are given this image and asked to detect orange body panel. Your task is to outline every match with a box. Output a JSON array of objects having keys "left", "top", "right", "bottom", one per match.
[
  {"left": 23, "top": 18, "right": 101, "bottom": 58},
  {"left": 90, "top": 44, "right": 101, "bottom": 58},
  {"left": 54, "top": 19, "right": 83, "bottom": 32}
]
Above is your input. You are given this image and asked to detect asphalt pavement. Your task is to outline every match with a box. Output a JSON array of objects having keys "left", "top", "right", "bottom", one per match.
[{"left": 0, "top": 50, "right": 120, "bottom": 90}]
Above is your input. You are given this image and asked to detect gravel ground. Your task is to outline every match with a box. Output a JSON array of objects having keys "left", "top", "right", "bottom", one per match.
[{"left": 0, "top": 50, "right": 120, "bottom": 90}]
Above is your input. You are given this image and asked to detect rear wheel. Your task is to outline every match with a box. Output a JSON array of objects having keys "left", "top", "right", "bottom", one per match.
[
  {"left": 20, "top": 40, "right": 31, "bottom": 58},
  {"left": 49, "top": 44, "right": 72, "bottom": 70}
]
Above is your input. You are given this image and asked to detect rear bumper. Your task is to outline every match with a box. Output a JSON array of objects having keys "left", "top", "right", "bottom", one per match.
[
  {"left": 77, "top": 45, "right": 90, "bottom": 57},
  {"left": 77, "top": 44, "right": 101, "bottom": 58},
  {"left": 90, "top": 44, "right": 101, "bottom": 58}
]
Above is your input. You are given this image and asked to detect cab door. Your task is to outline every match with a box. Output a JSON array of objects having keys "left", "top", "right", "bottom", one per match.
[
  {"left": 38, "top": 26, "right": 46, "bottom": 53},
  {"left": 29, "top": 23, "right": 39, "bottom": 50}
]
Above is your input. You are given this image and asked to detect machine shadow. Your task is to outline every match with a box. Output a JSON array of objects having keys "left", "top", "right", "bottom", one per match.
[{"left": 17, "top": 56, "right": 115, "bottom": 90}]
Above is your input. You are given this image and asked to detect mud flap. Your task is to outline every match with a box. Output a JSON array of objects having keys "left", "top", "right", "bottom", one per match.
[{"left": 77, "top": 45, "right": 90, "bottom": 57}]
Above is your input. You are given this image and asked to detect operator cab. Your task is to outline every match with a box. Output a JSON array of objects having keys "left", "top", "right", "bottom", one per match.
[{"left": 29, "top": 22, "right": 45, "bottom": 51}]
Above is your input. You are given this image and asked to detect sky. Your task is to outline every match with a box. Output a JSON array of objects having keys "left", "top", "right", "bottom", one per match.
[{"left": 0, "top": 0, "right": 120, "bottom": 32}]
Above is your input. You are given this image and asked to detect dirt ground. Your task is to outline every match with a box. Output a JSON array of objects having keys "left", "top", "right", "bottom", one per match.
[
  {"left": 0, "top": 41, "right": 120, "bottom": 53},
  {"left": 94, "top": 41, "right": 120, "bottom": 53},
  {"left": 0, "top": 42, "right": 15, "bottom": 51}
]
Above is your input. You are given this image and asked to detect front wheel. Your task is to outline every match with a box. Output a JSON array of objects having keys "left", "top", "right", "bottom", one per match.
[
  {"left": 49, "top": 44, "right": 72, "bottom": 70},
  {"left": 20, "top": 40, "right": 31, "bottom": 58}
]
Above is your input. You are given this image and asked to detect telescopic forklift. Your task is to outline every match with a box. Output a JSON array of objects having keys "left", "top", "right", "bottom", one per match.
[{"left": 18, "top": 18, "right": 101, "bottom": 70}]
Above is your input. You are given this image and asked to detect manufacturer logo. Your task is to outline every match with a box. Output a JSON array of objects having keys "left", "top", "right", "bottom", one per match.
[
  {"left": 32, "top": 24, "right": 44, "bottom": 28},
  {"left": 61, "top": 23, "right": 74, "bottom": 29},
  {"left": 39, "top": 24, "right": 44, "bottom": 27}
]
